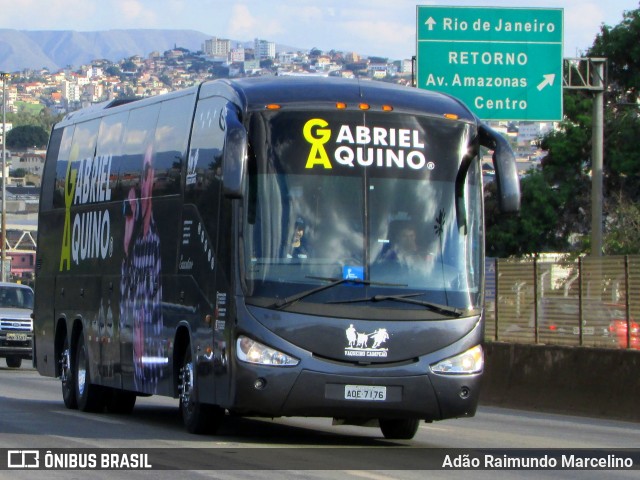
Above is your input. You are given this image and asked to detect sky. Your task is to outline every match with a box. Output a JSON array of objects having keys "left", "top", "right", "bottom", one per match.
[{"left": 0, "top": 0, "right": 638, "bottom": 60}]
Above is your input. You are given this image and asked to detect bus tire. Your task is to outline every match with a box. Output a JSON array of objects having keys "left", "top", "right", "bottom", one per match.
[
  {"left": 179, "top": 347, "right": 224, "bottom": 434},
  {"left": 74, "top": 334, "right": 105, "bottom": 412},
  {"left": 105, "top": 388, "right": 137, "bottom": 414},
  {"left": 379, "top": 418, "right": 420, "bottom": 440},
  {"left": 5, "top": 356, "right": 22, "bottom": 368},
  {"left": 60, "top": 337, "right": 77, "bottom": 409}
]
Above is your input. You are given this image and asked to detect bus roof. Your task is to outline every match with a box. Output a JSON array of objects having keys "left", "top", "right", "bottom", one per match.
[
  {"left": 55, "top": 77, "right": 478, "bottom": 129},
  {"left": 54, "top": 86, "right": 199, "bottom": 129},
  {"left": 205, "top": 76, "right": 478, "bottom": 122}
]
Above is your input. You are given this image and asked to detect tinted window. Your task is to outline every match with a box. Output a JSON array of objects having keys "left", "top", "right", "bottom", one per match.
[
  {"left": 119, "top": 103, "right": 161, "bottom": 200},
  {"left": 72, "top": 119, "right": 100, "bottom": 162},
  {"left": 53, "top": 125, "right": 76, "bottom": 209},
  {"left": 68, "top": 119, "right": 101, "bottom": 207},
  {"left": 43, "top": 127, "right": 63, "bottom": 211},
  {"left": 0, "top": 286, "right": 34, "bottom": 309},
  {"left": 185, "top": 97, "right": 227, "bottom": 242},
  {"left": 153, "top": 94, "right": 194, "bottom": 196},
  {"left": 96, "top": 111, "right": 128, "bottom": 201},
  {"left": 185, "top": 97, "right": 226, "bottom": 199}
]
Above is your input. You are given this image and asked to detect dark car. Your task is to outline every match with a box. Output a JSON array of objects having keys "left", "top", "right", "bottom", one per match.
[{"left": 0, "top": 282, "right": 34, "bottom": 368}]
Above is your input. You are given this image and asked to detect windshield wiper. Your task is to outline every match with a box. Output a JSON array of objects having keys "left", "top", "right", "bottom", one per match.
[
  {"left": 269, "top": 277, "right": 407, "bottom": 310},
  {"left": 330, "top": 293, "right": 466, "bottom": 317}
]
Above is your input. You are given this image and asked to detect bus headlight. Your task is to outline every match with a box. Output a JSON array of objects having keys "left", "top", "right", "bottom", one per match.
[
  {"left": 430, "top": 345, "right": 484, "bottom": 375},
  {"left": 236, "top": 336, "right": 299, "bottom": 366}
]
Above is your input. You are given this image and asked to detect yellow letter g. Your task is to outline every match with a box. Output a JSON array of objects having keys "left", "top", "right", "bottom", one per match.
[{"left": 303, "top": 118, "right": 332, "bottom": 169}]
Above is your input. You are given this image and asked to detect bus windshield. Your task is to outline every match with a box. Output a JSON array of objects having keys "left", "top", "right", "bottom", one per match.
[{"left": 241, "top": 109, "right": 483, "bottom": 315}]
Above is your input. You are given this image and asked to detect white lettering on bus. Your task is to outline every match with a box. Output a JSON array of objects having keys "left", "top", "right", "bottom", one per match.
[
  {"left": 305, "top": 120, "right": 429, "bottom": 171},
  {"left": 336, "top": 125, "right": 424, "bottom": 148},
  {"left": 73, "top": 155, "right": 113, "bottom": 206},
  {"left": 71, "top": 210, "right": 111, "bottom": 265},
  {"left": 60, "top": 154, "right": 113, "bottom": 271},
  {"left": 335, "top": 146, "right": 426, "bottom": 170}
]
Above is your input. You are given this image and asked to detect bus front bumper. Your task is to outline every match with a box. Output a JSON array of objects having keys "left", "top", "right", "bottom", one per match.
[{"left": 228, "top": 364, "right": 481, "bottom": 421}]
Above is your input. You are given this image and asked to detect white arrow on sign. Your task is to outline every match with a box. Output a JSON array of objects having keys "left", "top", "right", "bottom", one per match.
[
  {"left": 537, "top": 74, "right": 556, "bottom": 91},
  {"left": 425, "top": 17, "right": 437, "bottom": 31}
]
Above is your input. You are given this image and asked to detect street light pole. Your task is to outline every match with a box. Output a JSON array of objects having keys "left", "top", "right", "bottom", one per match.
[{"left": 1, "top": 72, "right": 8, "bottom": 282}]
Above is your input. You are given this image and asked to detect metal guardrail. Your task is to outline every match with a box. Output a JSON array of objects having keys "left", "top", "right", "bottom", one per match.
[{"left": 484, "top": 256, "right": 640, "bottom": 350}]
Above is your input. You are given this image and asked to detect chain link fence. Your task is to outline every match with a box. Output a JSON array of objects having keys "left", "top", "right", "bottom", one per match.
[{"left": 484, "top": 256, "right": 640, "bottom": 349}]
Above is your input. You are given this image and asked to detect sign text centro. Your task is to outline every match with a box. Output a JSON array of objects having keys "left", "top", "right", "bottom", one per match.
[{"left": 416, "top": 6, "right": 563, "bottom": 121}]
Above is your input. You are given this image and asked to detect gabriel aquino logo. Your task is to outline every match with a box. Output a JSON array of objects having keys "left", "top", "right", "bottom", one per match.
[
  {"left": 303, "top": 118, "right": 435, "bottom": 171},
  {"left": 59, "top": 150, "right": 114, "bottom": 271},
  {"left": 344, "top": 324, "right": 390, "bottom": 358}
]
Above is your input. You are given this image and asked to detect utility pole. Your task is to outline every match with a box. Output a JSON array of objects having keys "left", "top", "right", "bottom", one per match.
[
  {"left": 563, "top": 58, "right": 607, "bottom": 256},
  {"left": 1, "top": 72, "right": 8, "bottom": 281}
]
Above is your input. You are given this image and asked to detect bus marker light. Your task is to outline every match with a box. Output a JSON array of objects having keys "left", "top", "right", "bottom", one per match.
[
  {"left": 266, "top": 104, "right": 281, "bottom": 110},
  {"left": 444, "top": 113, "right": 459, "bottom": 120},
  {"left": 359, "top": 103, "right": 370, "bottom": 110},
  {"left": 382, "top": 105, "right": 393, "bottom": 112},
  {"left": 336, "top": 102, "right": 347, "bottom": 109}
]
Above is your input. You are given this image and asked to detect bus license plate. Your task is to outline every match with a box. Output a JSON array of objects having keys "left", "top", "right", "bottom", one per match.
[
  {"left": 6, "top": 333, "right": 28, "bottom": 341},
  {"left": 344, "top": 385, "right": 386, "bottom": 401}
]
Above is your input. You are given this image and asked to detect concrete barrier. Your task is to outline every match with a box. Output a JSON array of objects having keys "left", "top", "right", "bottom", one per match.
[{"left": 481, "top": 342, "right": 640, "bottom": 422}]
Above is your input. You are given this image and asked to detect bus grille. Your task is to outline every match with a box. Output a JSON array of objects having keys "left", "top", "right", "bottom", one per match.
[{"left": 0, "top": 318, "right": 32, "bottom": 331}]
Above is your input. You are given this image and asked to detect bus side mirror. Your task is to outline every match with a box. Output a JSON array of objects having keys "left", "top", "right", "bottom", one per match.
[
  {"left": 222, "top": 108, "right": 247, "bottom": 198},
  {"left": 479, "top": 124, "right": 520, "bottom": 213}
]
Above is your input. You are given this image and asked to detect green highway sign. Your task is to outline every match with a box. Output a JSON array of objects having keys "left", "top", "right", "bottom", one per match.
[{"left": 416, "top": 6, "right": 563, "bottom": 121}]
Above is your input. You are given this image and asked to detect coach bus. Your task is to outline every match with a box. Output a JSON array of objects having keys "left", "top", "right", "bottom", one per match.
[{"left": 33, "top": 77, "right": 520, "bottom": 439}]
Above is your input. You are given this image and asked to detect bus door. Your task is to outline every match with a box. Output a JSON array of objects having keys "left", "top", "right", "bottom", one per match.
[{"left": 182, "top": 95, "right": 233, "bottom": 405}]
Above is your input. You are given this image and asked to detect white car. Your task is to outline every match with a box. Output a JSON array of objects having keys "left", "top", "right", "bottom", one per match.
[{"left": 0, "top": 282, "right": 34, "bottom": 368}]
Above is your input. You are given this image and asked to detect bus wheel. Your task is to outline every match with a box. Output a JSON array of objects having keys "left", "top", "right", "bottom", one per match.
[
  {"left": 5, "top": 356, "right": 22, "bottom": 368},
  {"left": 379, "top": 418, "right": 420, "bottom": 440},
  {"left": 105, "top": 388, "right": 137, "bottom": 414},
  {"left": 178, "top": 347, "right": 224, "bottom": 434},
  {"left": 74, "top": 334, "right": 105, "bottom": 412},
  {"left": 60, "top": 338, "right": 77, "bottom": 409}
]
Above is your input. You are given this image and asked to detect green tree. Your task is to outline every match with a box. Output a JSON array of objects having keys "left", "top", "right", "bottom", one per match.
[
  {"left": 7, "top": 107, "right": 60, "bottom": 132},
  {"left": 486, "top": 5, "right": 640, "bottom": 256},
  {"left": 603, "top": 196, "right": 640, "bottom": 254},
  {"left": 105, "top": 65, "right": 122, "bottom": 77},
  {"left": 6, "top": 124, "right": 49, "bottom": 149},
  {"left": 485, "top": 170, "right": 567, "bottom": 257},
  {"left": 589, "top": 8, "right": 640, "bottom": 104},
  {"left": 589, "top": 7, "right": 640, "bottom": 204}
]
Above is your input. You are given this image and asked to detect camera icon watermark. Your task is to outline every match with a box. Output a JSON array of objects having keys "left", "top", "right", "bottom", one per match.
[{"left": 7, "top": 450, "right": 40, "bottom": 469}]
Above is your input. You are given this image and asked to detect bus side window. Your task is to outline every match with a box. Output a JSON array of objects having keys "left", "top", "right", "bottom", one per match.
[
  {"left": 45, "top": 127, "right": 64, "bottom": 211},
  {"left": 71, "top": 119, "right": 100, "bottom": 166},
  {"left": 52, "top": 125, "right": 76, "bottom": 210},
  {"left": 185, "top": 97, "right": 227, "bottom": 239},
  {"left": 153, "top": 94, "right": 195, "bottom": 196},
  {"left": 53, "top": 119, "right": 100, "bottom": 208},
  {"left": 119, "top": 103, "right": 161, "bottom": 201},
  {"left": 96, "top": 111, "right": 128, "bottom": 202}
]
